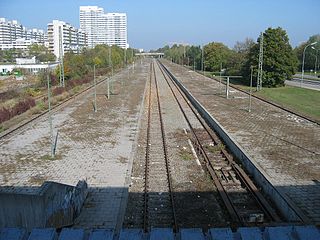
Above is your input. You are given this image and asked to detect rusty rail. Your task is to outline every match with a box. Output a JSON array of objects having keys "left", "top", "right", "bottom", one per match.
[
  {"left": 143, "top": 61, "right": 178, "bottom": 232},
  {"left": 157, "top": 60, "right": 282, "bottom": 226}
]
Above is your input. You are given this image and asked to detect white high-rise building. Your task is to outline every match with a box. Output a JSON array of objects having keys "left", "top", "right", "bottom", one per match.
[
  {"left": 79, "top": 6, "right": 106, "bottom": 48},
  {"left": 79, "top": 6, "right": 127, "bottom": 49},
  {"left": 0, "top": 18, "right": 45, "bottom": 47},
  {"left": 0, "top": 18, "right": 24, "bottom": 44},
  {"left": 105, "top": 13, "right": 127, "bottom": 48},
  {"left": 47, "top": 20, "right": 87, "bottom": 60}
]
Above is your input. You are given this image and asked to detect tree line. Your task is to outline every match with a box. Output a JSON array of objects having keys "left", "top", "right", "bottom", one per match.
[{"left": 154, "top": 27, "right": 320, "bottom": 87}]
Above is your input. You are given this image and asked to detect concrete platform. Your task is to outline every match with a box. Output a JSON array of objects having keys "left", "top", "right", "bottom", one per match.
[
  {"left": 162, "top": 61, "right": 320, "bottom": 224},
  {"left": 1, "top": 226, "right": 319, "bottom": 240},
  {"left": 0, "top": 62, "right": 150, "bottom": 230},
  {"left": 0, "top": 180, "right": 87, "bottom": 230}
]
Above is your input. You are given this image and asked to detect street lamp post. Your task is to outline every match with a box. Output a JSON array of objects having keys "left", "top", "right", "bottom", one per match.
[
  {"left": 301, "top": 41, "right": 317, "bottom": 86},
  {"left": 47, "top": 71, "right": 54, "bottom": 157},
  {"left": 93, "top": 64, "right": 97, "bottom": 112},
  {"left": 311, "top": 47, "right": 318, "bottom": 76},
  {"left": 248, "top": 66, "right": 253, "bottom": 113},
  {"left": 202, "top": 45, "right": 204, "bottom": 75}
]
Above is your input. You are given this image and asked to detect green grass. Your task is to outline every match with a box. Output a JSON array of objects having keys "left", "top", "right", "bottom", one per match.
[
  {"left": 255, "top": 86, "right": 320, "bottom": 122},
  {"left": 223, "top": 77, "right": 320, "bottom": 121}
]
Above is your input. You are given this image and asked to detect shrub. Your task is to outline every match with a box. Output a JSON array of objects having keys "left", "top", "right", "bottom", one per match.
[
  {"left": 25, "top": 87, "right": 42, "bottom": 97},
  {"left": 52, "top": 87, "right": 64, "bottom": 96},
  {"left": 0, "top": 107, "right": 11, "bottom": 123},
  {"left": 0, "top": 90, "right": 19, "bottom": 101},
  {"left": 10, "top": 97, "right": 36, "bottom": 117}
]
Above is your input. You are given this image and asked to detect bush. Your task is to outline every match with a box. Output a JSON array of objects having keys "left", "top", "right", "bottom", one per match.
[
  {"left": 25, "top": 87, "right": 42, "bottom": 97},
  {"left": 52, "top": 87, "right": 64, "bottom": 96},
  {"left": 0, "top": 97, "right": 36, "bottom": 124},
  {"left": 0, "top": 90, "right": 19, "bottom": 101},
  {"left": 0, "top": 107, "right": 11, "bottom": 123},
  {"left": 10, "top": 97, "right": 36, "bottom": 117}
]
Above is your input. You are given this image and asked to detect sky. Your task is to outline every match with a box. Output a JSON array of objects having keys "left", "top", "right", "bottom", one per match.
[{"left": 0, "top": 0, "right": 319, "bottom": 51}]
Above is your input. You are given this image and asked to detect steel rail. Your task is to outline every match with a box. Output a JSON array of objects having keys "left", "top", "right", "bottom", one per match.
[
  {"left": 157, "top": 60, "right": 282, "bottom": 225},
  {"left": 152, "top": 61, "right": 178, "bottom": 232},
  {"left": 143, "top": 63, "right": 152, "bottom": 232}
]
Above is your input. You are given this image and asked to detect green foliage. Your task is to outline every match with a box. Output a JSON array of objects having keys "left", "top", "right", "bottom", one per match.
[
  {"left": 24, "top": 87, "right": 42, "bottom": 97},
  {"left": 245, "top": 27, "right": 298, "bottom": 87},
  {"left": 56, "top": 44, "right": 132, "bottom": 87},
  {"left": 228, "top": 38, "right": 255, "bottom": 77},
  {"left": 294, "top": 34, "right": 320, "bottom": 72},
  {"left": 0, "top": 49, "right": 17, "bottom": 63},
  {"left": 186, "top": 45, "right": 202, "bottom": 69},
  {"left": 156, "top": 44, "right": 202, "bottom": 70},
  {"left": 28, "top": 44, "right": 55, "bottom": 62},
  {"left": 203, "top": 42, "right": 232, "bottom": 72}
]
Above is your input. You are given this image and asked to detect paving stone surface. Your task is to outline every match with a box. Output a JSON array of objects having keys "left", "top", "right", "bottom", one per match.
[
  {"left": 164, "top": 61, "right": 320, "bottom": 224},
  {"left": 0, "top": 61, "right": 149, "bottom": 229}
]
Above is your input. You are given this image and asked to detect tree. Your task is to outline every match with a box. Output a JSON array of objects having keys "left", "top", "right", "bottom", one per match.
[
  {"left": 203, "top": 42, "right": 232, "bottom": 72},
  {"left": 0, "top": 49, "right": 15, "bottom": 63},
  {"left": 294, "top": 34, "right": 320, "bottom": 72},
  {"left": 186, "top": 45, "right": 202, "bottom": 70},
  {"left": 245, "top": 27, "right": 297, "bottom": 87},
  {"left": 28, "top": 43, "right": 55, "bottom": 62},
  {"left": 227, "top": 38, "right": 255, "bottom": 76}
]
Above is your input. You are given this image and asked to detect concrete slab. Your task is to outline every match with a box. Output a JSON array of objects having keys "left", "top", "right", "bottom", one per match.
[
  {"left": 237, "top": 227, "right": 263, "bottom": 240},
  {"left": 2, "top": 226, "right": 320, "bottom": 240},
  {"left": 209, "top": 228, "right": 233, "bottom": 240},
  {"left": 88, "top": 229, "right": 114, "bottom": 240},
  {"left": 0, "top": 228, "right": 27, "bottom": 240},
  {"left": 180, "top": 228, "right": 205, "bottom": 240},
  {"left": 294, "top": 225, "right": 320, "bottom": 240},
  {"left": 265, "top": 226, "right": 294, "bottom": 240},
  {"left": 119, "top": 229, "right": 144, "bottom": 240},
  {"left": 28, "top": 228, "right": 57, "bottom": 240},
  {"left": 58, "top": 228, "right": 85, "bottom": 240},
  {"left": 150, "top": 228, "right": 174, "bottom": 240}
]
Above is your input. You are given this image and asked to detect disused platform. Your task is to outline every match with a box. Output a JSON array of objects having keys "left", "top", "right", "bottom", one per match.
[{"left": 162, "top": 60, "right": 320, "bottom": 224}]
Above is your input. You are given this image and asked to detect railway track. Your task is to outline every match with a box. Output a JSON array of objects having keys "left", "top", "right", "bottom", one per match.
[
  {"left": 157, "top": 60, "right": 283, "bottom": 227},
  {"left": 142, "top": 61, "right": 177, "bottom": 231}
]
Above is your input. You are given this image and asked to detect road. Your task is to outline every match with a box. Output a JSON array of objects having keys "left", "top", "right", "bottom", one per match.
[
  {"left": 294, "top": 73, "right": 320, "bottom": 80},
  {"left": 285, "top": 77, "right": 320, "bottom": 91}
]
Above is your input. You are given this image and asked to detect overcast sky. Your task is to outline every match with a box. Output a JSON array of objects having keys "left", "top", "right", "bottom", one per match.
[{"left": 1, "top": 0, "right": 319, "bottom": 50}]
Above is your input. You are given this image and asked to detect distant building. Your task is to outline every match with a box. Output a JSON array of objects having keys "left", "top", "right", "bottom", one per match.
[
  {"left": 105, "top": 13, "right": 127, "bottom": 48},
  {"left": 0, "top": 62, "right": 58, "bottom": 75},
  {"left": 47, "top": 20, "right": 87, "bottom": 60},
  {"left": 0, "top": 38, "right": 39, "bottom": 50},
  {"left": 25, "top": 28, "right": 45, "bottom": 43},
  {"left": 16, "top": 56, "right": 36, "bottom": 64},
  {"left": 79, "top": 6, "right": 128, "bottom": 49},
  {"left": 0, "top": 18, "right": 45, "bottom": 49},
  {"left": 79, "top": 6, "right": 106, "bottom": 48}
]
